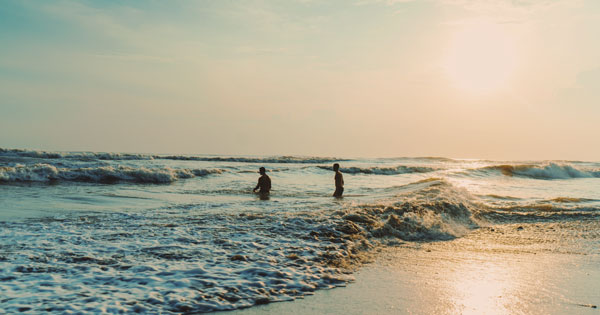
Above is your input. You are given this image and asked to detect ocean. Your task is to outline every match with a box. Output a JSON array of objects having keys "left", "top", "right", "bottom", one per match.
[{"left": 1, "top": 148, "right": 599, "bottom": 313}]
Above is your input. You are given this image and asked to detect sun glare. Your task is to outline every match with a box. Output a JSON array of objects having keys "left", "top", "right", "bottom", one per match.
[{"left": 445, "top": 20, "right": 517, "bottom": 94}]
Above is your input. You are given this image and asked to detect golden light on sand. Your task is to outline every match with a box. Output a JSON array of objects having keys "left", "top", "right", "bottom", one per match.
[
  {"left": 448, "top": 259, "right": 518, "bottom": 315},
  {"left": 445, "top": 20, "right": 517, "bottom": 94}
]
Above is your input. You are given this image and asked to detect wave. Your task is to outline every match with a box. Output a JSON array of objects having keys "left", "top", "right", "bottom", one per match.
[
  {"left": 317, "top": 165, "right": 437, "bottom": 175},
  {"left": 480, "top": 194, "right": 522, "bottom": 200},
  {"left": 0, "top": 164, "right": 223, "bottom": 184},
  {"left": 159, "top": 155, "right": 345, "bottom": 164},
  {"left": 473, "top": 163, "right": 600, "bottom": 180},
  {"left": 0, "top": 148, "right": 344, "bottom": 164},
  {"left": 236, "top": 168, "right": 291, "bottom": 174},
  {"left": 336, "top": 178, "right": 600, "bottom": 243},
  {"left": 412, "top": 156, "right": 458, "bottom": 162},
  {"left": 475, "top": 196, "right": 600, "bottom": 223},
  {"left": 481, "top": 206, "right": 600, "bottom": 223},
  {"left": 550, "top": 197, "right": 598, "bottom": 203},
  {"left": 334, "top": 179, "right": 480, "bottom": 242},
  {"left": 0, "top": 148, "right": 152, "bottom": 161}
]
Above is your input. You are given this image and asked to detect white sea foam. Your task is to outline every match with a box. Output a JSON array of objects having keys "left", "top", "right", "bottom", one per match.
[
  {"left": 0, "top": 164, "right": 223, "bottom": 183},
  {"left": 0, "top": 148, "right": 152, "bottom": 161},
  {"left": 338, "top": 179, "right": 481, "bottom": 241},
  {"left": 0, "top": 210, "right": 362, "bottom": 313},
  {"left": 473, "top": 163, "right": 600, "bottom": 180}
]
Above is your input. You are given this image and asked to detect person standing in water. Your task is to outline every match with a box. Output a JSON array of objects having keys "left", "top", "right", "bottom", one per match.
[
  {"left": 333, "top": 163, "right": 344, "bottom": 197},
  {"left": 253, "top": 167, "right": 271, "bottom": 199}
]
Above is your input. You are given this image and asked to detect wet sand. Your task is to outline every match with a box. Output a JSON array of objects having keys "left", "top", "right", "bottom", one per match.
[{"left": 230, "top": 223, "right": 600, "bottom": 315}]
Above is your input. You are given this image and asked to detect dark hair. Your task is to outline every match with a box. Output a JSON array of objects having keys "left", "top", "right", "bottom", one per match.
[
  {"left": 259, "top": 167, "right": 266, "bottom": 173},
  {"left": 333, "top": 163, "right": 340, "bottom": 170}
]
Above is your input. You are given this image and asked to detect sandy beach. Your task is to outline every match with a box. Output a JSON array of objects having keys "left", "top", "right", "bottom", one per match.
[{"left": 231, "top": 222, "right": 600, "bottom": 315}]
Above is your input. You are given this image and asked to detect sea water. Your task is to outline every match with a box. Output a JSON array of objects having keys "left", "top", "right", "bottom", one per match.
[{"left": 1, "top": 148, "right": 599, "bottom": 313}]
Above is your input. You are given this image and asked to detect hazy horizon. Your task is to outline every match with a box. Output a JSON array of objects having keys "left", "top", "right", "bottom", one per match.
[{"left": 1, "top": 0, "right": 599, "bottom": 161}]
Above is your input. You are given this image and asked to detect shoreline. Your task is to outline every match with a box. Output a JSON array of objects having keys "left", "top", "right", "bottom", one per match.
[{"left": 229, "top": 224, "right": 600, "bottom": 315}]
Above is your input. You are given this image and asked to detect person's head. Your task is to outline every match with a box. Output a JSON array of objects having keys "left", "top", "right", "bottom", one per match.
[
  {"left": 333, "top": 163, "right": 340, "bottom": 172},
  {"left": 259, "top": 167, "right": 266, "bottom": 175}
]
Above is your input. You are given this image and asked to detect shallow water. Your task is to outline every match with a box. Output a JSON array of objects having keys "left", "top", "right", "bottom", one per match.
[{"left": 1, "top": 149, "right": 599, "bottom": 313}]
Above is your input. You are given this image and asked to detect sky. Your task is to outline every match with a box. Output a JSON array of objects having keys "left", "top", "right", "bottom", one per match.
[{"left": 1, "top": 0, "right": 599, "bottom": 160}]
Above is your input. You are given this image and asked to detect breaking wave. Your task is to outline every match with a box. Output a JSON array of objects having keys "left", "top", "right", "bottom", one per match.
[
  {"left": 0, "top": 164, "right": 223, "bottom": 184},
  {"left": 472, "top": 163, "right": 600, "bottom": 180},
  {"left": 336, "top": 178, "right": 481, "bottom": 242},
  {"left": 317, "top": 165, "right": 437, "bottom": 175},
  {"left": 338, "top": 179, "right": 600, "bottom": 242},
  {"left": 0, "top": 148, "right": 152, "bottom": 161}
]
